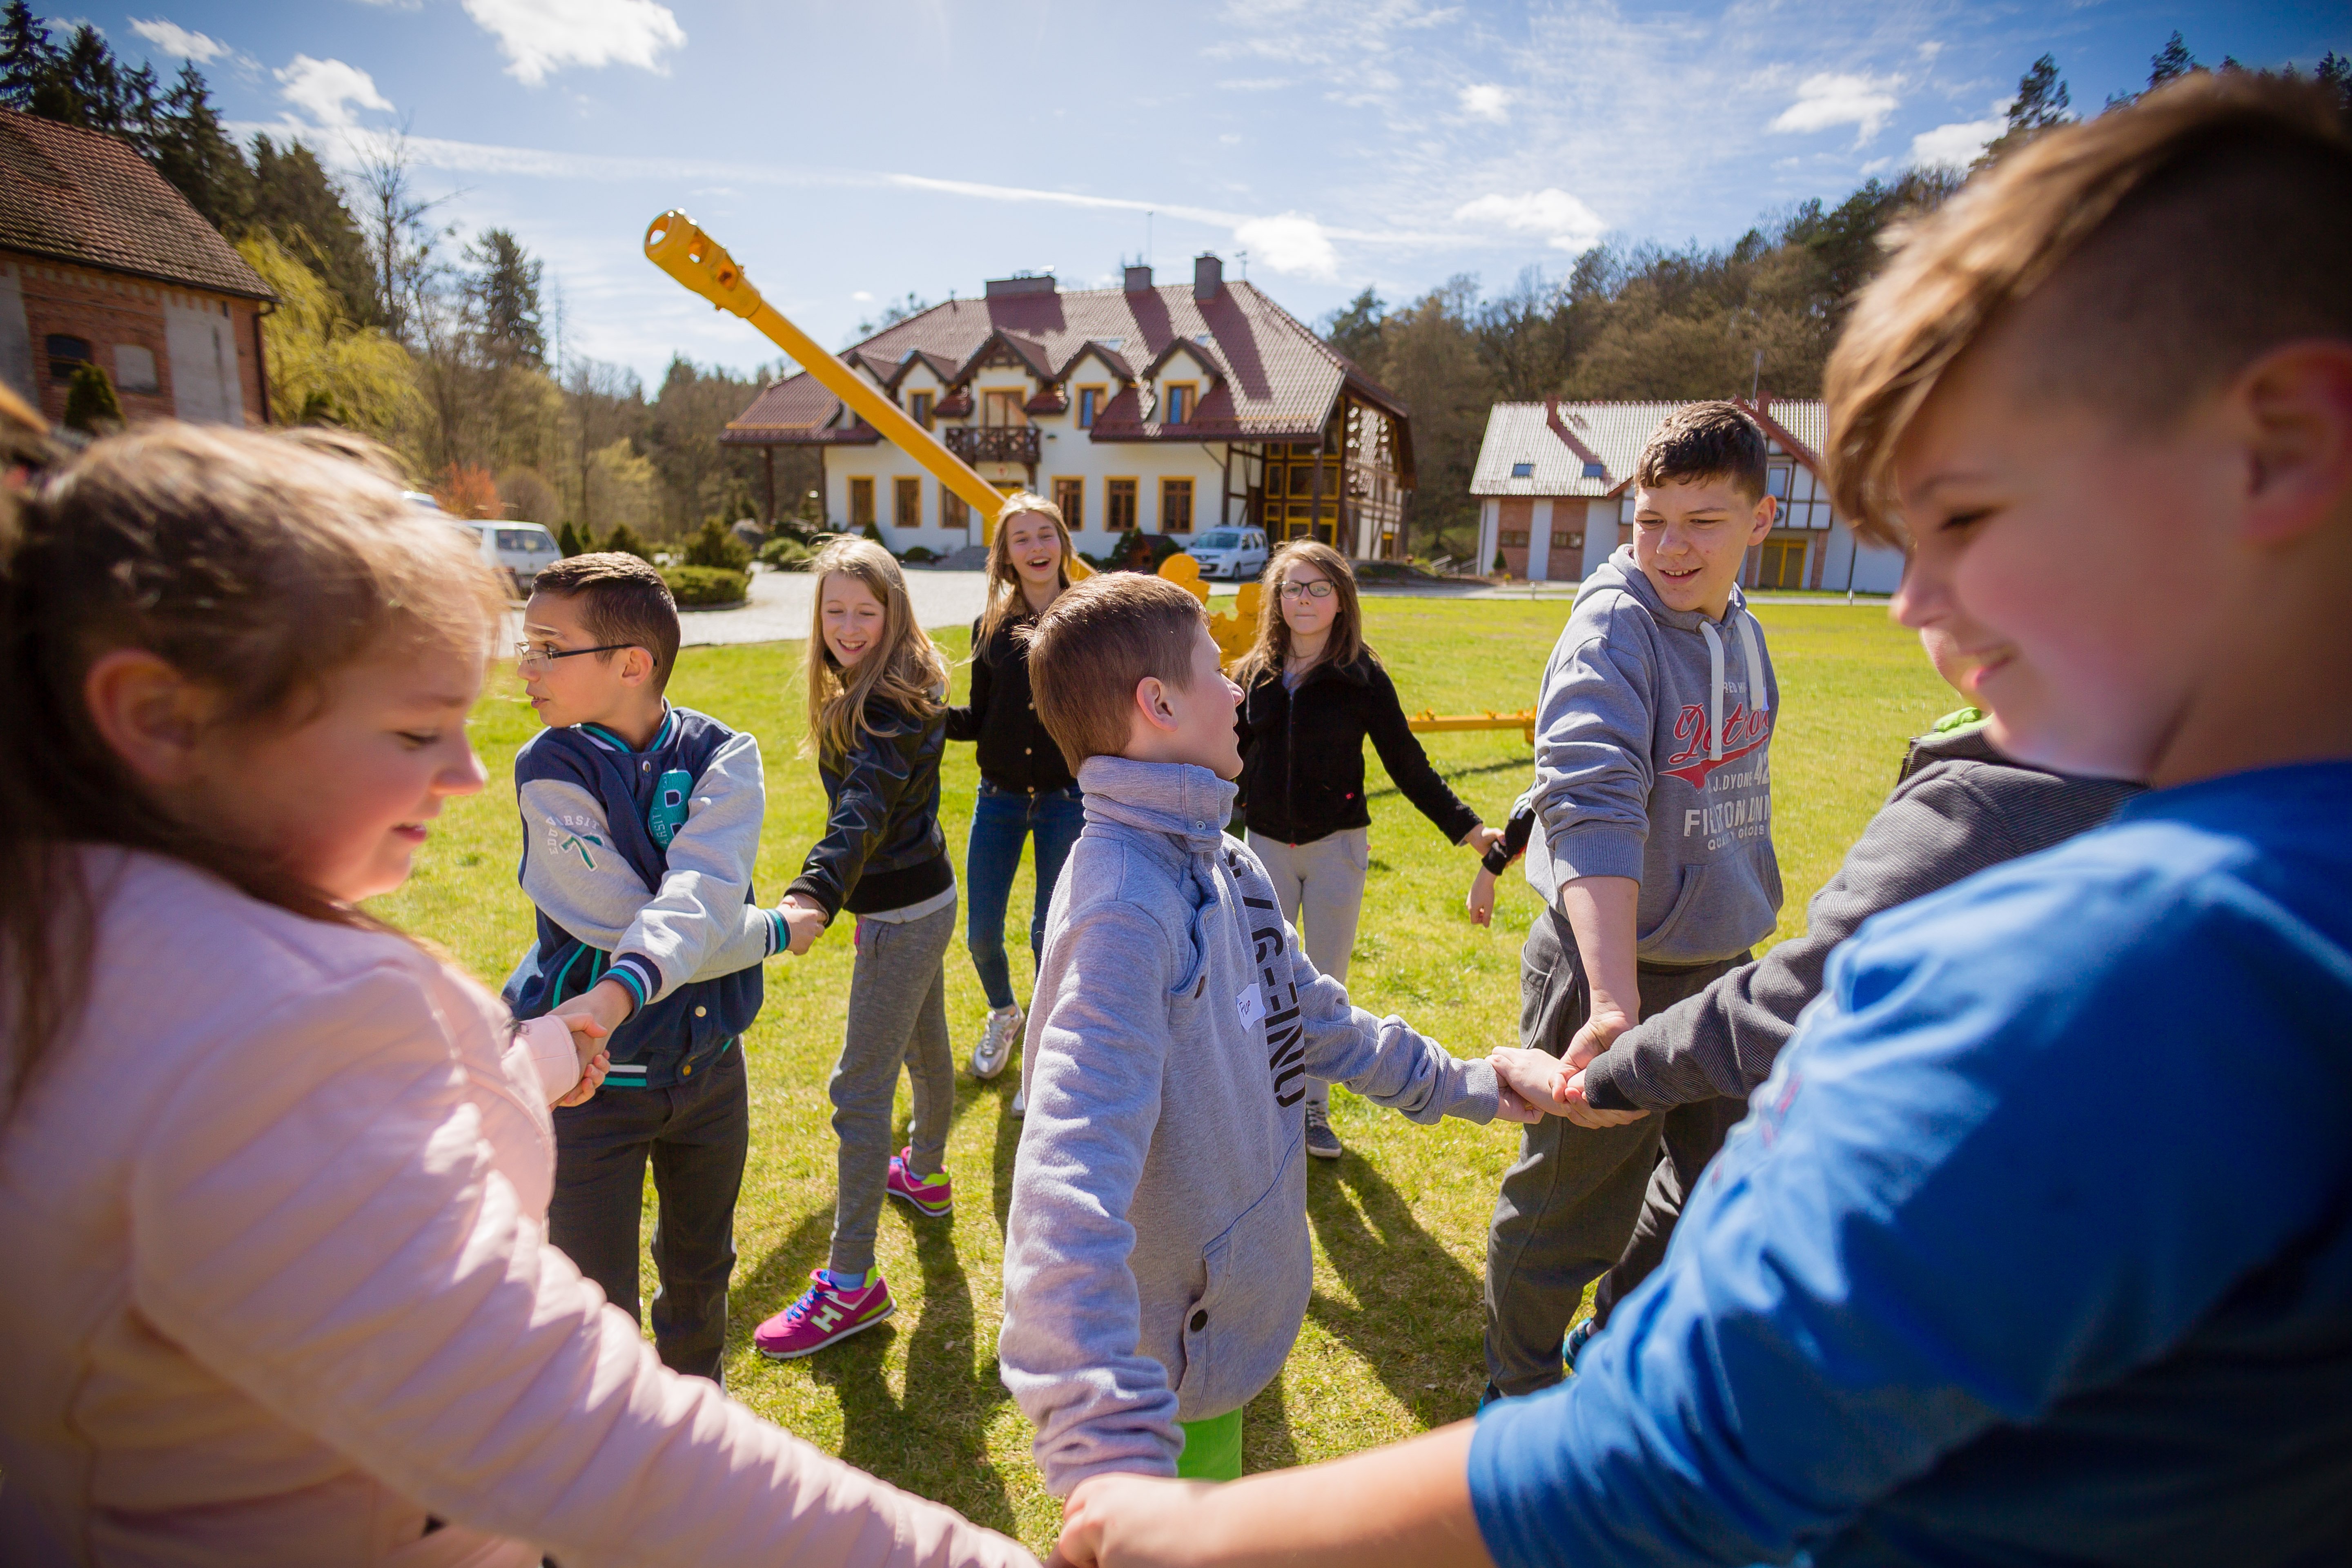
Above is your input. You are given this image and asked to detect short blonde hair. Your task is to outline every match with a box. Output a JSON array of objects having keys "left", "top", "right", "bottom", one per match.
[
  {"left": 1826, "top": 72, "right": 2352, "bottom": 545},
  {"left": 1023, "top": 573, "right": 1207, "bottom": 769}
]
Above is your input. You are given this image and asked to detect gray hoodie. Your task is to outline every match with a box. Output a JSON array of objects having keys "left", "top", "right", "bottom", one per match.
[
  {"left": 1527, "top": 546, "right": 1782, "bottom": 965},
  {"left": 998, "top": 756, "right": 1503, "bottom": 1495}
]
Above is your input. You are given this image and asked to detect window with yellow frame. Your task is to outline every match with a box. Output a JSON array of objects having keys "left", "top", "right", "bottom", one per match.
[
  {"left": 1159, "top": 477, "right": 1194, "bottom": 533},
  {"left": 1106, "top": 478, "right": 1138, "bottom": 532},
  {"left": 894, "top": 476, "right": 921, "bottom": 529},
  {"left": 1075, "top": 385, "right": 1107, "bottom": 430},
  {"left": 909, "top": 390, "right": 934, "bottom": 430},
  {"left": 1162, "top": 381, "right": 1196, "bottom": 426},
  {"left": 848, "top": 477, "right": 875, "bottom": 528}
]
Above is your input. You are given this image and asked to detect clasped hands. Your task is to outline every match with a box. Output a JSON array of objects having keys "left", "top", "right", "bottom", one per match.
[
  {"left": 1487, "top": 1011, "right": 1650, "bottom": 1129},
  {"left": 547, "top": 980, "right": 629, "bottom": 1108}
]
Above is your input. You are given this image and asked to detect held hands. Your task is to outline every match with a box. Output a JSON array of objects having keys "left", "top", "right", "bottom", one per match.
[
  {"left": 550, "top": 1011, "right": 611, "bottom": 1109},
  {"left": 553, "top": 977, "right": 636, "bottom": 1040},
  {"left": 778, "top": 893, "right": 828, "bottom": 957},
  {"left": 1466, "top": 866, "right": 1498, "bottom": 926},
  {"left": 1488, "top": 1007, "right": 1652, "bottom": 1129},
  {"left": 1462, "top": 823, "right": 1506, "bottom": 856},
  {"left": 1050, "top": 1474, "right": 1218, "bottom": 1568}
]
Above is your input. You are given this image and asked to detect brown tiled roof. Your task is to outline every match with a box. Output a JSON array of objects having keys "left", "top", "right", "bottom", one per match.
[
  {"left": 723, "top": 278, "right": 1400, "bottom": 447},
  {"left": 0, "top": 109, "right": 273, "bottom": 301}
]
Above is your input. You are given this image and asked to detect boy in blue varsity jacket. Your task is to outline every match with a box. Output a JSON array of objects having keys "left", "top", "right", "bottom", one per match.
[{"left": 503, "top": 553, "right": 782, "bottom": 1384}]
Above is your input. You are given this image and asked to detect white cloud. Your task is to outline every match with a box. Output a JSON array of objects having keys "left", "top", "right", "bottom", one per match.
[
  {"left": 1768, "top": 72, "right": 1901, "bottom": 141},
  {"left": 1459, "top": 82, "right": 1511, "bottom": 122},
  {"left": 461, "top": 0, "right": 686, "bottom": 86},
  {"left": 1218, "top": 77, "right": 1290, "bottom": 91},
  {"left": 1906, "top": 116, "right": 2002, "bottom": 169},
  {"left": 1453, "top": 187, "right": 1606, "bottom": 252},
  {"left": 850, "top": 290, "right": 873, "bottom": 302},
  {"left": 129, "top": 18, "right": 230, "bottom": 62},
  {"left": 1231, "top": 212, "right": 1339, "bottom": 280},
  {"left": 276, "top": 56, "right": 392, "bottom": 129}
]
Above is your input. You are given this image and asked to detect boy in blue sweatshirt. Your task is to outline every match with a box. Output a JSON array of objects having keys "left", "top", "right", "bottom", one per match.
[
  {"left": 1047, "top": 75, "right": 2352, "bottom": 1568},
  {"left": 503, "top": 553, "right": 783, "bottom": 1383},
  {"left": 997, "top": 574, "right": 1535, "bottom": 1495},
  {"left": 1483, "top": 400, "right": 1783, "bottom": 1400}
]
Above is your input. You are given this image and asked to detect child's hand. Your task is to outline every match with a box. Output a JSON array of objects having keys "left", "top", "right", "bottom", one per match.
[
  {"left": 552, "top": 1051, "right": 609, "bottom": 1108},
  {"left": 779, "top": 894, "right": 827, "bottom": 957},
  {"left": 1463, "top": 823, "right": 1507, "bottom": 856},
  {"left": 554, "top": 978, "right": 634, "bottom": 1040},
  {"left": 1559, "top": 1066, "right": 1649, "bottom": 1129},
  {"left": 1466, "top": 866, "right": 1498, "bottom": 926},
  {"left": 1488, "top": 1046, "right": 1579, "bottom": 1117},
  {"left": 1493, "top": 1081, "right": 1542, "bottom": 1124}
]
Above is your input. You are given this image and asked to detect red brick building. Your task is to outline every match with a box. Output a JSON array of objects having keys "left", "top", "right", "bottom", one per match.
[{"left": 0, "top": 109, "right": 275, "bottom": 428}]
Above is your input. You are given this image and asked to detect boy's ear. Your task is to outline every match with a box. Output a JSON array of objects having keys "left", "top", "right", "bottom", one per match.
[
  {"left": 2234, "top": 341, "right": 2352, "bottom": 547},
  {"left": 1132, "top": 673, "right": 1178, "bottom": 734},
  {"left": 620, "top": 646, "right": 657, "bottom": 688},
  {"left": 1748, "top": 492, "right": 1778, "bottom": 543}
]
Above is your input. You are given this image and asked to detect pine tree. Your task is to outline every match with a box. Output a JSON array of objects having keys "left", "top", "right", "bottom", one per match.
[
  {"left": 250, "top": 135, "right": 379, "bottom": 326},
  {"left": 464, "top": 228, "right": 546, "bottom": 368},
  {"left": 61, "top": 360, "right": 122, "bottom": 433},
  {"left": 602, "top": 522, "right": 652, "bottom": 562},
  {"left": 2149, "top": 31, "right": 2199, "bottom": 89},
  {"left": 150, "top": 62, "right": 252, "bottom": 232},
  {"left": 557, "top": 521, "right": 586, "bottom": 557},
  {"left": 1976, "top": 54, "right": 2072, "bottom": 166},
  {"left": 0, "top": 0, "right": 56, "bottom": 112}
]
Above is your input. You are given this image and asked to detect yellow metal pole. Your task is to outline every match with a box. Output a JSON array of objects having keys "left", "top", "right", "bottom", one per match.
[{"left": 644, "top": 210, "right": 1011, "bottom": 541}]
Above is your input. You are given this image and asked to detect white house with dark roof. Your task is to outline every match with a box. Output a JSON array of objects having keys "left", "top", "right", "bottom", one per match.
[
  {"left": 1469, "top": 396, "right": 1906, "bottom": 594},
  {"left": 722, "top": 256, "right": 1413, "bottom": 559}
]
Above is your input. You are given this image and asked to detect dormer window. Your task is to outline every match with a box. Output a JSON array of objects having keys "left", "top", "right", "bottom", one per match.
[
  {"left": 1510, "top": 461, "right": 1534, "bottom": 478},
  {"left": 1077, "top": 386, "right": 1105, "bottom": 429},
  {"left": 1164, "top": 383, "right": 1196, "bottom": 425},
  {"left": 910, "top": 390, "right": 934, "bottom": 430},
  {"left": 1582, "top": 460, "right": 1606, "bottom": 479}
]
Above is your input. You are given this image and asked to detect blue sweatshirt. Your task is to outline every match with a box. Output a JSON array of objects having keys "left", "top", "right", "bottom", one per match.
[{"left": 1469, "top": 760, "right": 2352, "bottom": 1567}]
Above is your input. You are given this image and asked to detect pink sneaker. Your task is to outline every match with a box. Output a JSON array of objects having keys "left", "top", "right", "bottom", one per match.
[
  {"left": 754, "top": 1271, "right": 894, "bottom": 1359},
  {"left": 886, "top": 1147, "right": 953, "bottom": 1218}
]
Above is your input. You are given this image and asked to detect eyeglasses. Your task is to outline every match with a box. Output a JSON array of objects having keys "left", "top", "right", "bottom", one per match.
[
  {"left": 515, "top": 640, "right": 638, "bottom": 676},
  {"left": 1279, "top": 580, "right": 1336, "bottom": 601}
]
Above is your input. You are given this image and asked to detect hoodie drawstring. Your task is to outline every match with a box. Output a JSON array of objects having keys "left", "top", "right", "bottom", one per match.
[{"left": 1700, "top": 611, "right": 1770, "bottom": 762}]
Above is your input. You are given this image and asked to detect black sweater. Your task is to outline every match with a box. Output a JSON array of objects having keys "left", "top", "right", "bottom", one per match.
[
  {"left": 787, "top": 693, "right": 953, "bottom": 920},
  {"left": 945, "top": 611, "right": 1076, "bottom": 794},
  {"left": 1234, "top": 653, "right": 1481, "bottom": 847}
]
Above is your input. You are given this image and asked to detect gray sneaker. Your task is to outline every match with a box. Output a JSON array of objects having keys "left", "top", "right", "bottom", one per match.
[
  {"left": 970, "top": 1004, "right": 1021, "bottom": 1080},
  {"left": 1010, "top": 1081, "right": 1027, "bottom": 1119},
  {"left": 1303, "top": 1105, "right": 1344, "bottom": 1159}
]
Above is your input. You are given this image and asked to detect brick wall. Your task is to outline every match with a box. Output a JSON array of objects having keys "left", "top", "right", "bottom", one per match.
[{"left": 2, "top": 252, "right": 267, "bottom": 427}]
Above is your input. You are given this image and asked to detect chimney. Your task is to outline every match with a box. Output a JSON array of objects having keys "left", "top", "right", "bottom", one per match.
[
  {"left": 1123, "top": 263, "right": 1154, "bottom": 292},
  {"left": 983, "top": 273, "right": 1058, "bottom": 300},
  {"left": 1193, "top": 253, "right": 1223, "bottom": 300}
]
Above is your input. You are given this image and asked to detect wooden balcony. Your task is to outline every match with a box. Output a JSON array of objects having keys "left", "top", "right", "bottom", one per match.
[{"left": 944, "top": 425, "right": 1041, "bottom": 464}]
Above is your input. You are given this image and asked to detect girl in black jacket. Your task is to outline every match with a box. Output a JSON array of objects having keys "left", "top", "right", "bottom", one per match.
[
  {"left": 1233, "top": 540, "right": 1503, "bottom": 1157},
  {"left": 943, "top": 494, "right": 1082, "bottom": 1116},
  {"left": 761, "top": 538, "right": 956, "bottom": 1359}
]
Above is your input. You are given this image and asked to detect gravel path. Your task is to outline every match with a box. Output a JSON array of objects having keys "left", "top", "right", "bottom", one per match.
[{"left": 504, "top": 566, "right": 994, "bottom": 651}]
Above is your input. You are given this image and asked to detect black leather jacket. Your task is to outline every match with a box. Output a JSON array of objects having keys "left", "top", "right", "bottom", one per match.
[
  {"left": 1235, "top": 653, "right": 1481, "bottom": 847},
  {"left": 945, "top": 610, "right": 1076, "bottom": 793},
  {"left": 786, "top": 692, "right": 952, "bottom": 920}
]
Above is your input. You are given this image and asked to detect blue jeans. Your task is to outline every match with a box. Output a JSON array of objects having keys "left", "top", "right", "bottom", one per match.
[{"left": 965, "top": 781, "right": 1085, "bottom": 1010}]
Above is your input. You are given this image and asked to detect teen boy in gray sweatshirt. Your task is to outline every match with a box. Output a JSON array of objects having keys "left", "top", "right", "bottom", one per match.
[
  {"left": 998, "top": 575, "right": 1535, "bottom": 1496},
  {"left": 1484, "top": 401, "right": 1785, "bottom": 1401}
]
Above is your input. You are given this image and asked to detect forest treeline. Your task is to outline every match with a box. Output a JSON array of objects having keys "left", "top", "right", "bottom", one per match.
[{"left": 4, "top": 13, "right": 2343, "bottom": 552}]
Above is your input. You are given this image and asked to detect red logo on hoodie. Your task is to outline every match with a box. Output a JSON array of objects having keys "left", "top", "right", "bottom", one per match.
[{"left": 1663, "top": 703, "right": 1773, "bottom": 788}]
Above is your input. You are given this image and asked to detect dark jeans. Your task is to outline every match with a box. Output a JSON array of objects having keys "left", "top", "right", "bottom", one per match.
[
  {"left": 1483, "top": 909, "right": 1746, "bottom": 1396},
  {"left": 549, "top": 1043, "right": 748, "bottom": 1384},
  {"left": 964, "top": 781, "right": 1085, "bottom": 1011}
]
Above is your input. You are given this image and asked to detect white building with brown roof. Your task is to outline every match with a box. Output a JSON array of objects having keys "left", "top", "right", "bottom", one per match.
[
  {"left": 1470, "top": 396, "right": 1906, "bottom": 595},
  {"left": 722, "top": 255, "right": 1412, "bottom": 559},
  {"left": 0, "top": 109, "right": 275, "bottom": 428}
]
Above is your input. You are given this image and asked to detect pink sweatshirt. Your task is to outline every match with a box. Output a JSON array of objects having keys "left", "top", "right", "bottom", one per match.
[{"left": 0, "top": 849, "right": 1037, "bottom": 1568}]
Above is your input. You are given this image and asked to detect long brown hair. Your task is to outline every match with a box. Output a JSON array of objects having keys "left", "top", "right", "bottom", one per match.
[
  {"left": 1230, "top": 539, "right": 1373, "bottom": 687},
  {"left": 0, "top": 423, "right": 505, "bottom": 1112},
  {"left": 974, "top": 492, "right": 1076, "bottom": 646},
  {"left": 803, "top": 536, "right": 948, "bottom": 756}
]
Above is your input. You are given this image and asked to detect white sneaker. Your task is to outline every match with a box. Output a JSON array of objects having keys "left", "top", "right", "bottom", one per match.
[
  {"left": 971, "top": 1003, "right": 1022, "bottom": 1081},
  {"left": 1010, "top": 1082, "right": 1027, "bottom": 1119}
]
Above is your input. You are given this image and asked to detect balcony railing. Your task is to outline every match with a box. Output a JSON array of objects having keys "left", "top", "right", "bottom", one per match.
[{"left": 944, "top": 425, "right": 1041, "bottom": 464}]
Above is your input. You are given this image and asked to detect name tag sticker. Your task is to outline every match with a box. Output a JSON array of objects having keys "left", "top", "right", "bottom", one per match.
[{"left": 1236, "top": 984, "right": 1265, "bottom": 1029}]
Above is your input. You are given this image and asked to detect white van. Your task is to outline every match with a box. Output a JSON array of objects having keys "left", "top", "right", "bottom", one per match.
[
  {"left": 1183, "top": 527, "right": 1270, "bottom": 581},
  {"left": 406, "top": 494, "right": 562, "bottom": 592}
]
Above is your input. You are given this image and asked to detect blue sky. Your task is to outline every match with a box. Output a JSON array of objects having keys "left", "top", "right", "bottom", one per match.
[{"left": 96, "top": 0, "right": 2350, "bottom": 385}]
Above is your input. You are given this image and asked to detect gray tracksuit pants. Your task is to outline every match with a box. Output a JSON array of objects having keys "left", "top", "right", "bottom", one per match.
[
  {"left": 1483, "top": 906, "right": 1746, "bottom": 1396},
  {"left": 826, "top": 898, "right": 957, "bottom": 1277}
]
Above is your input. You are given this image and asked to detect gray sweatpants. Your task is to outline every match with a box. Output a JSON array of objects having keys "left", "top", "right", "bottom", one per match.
[
  {"left": 1247, "top": 828, "right": 1369, "bottom": 1118},
  {"left": 1483, "top": 906, "right": 1746, "bottom": 1396},
  {"left": 826, "top": 898, "right": 957, "bottom": 1277}
]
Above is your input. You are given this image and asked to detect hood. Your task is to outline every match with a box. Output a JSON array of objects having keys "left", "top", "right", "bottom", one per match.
[{"left": 1581, "top": 546, "right": 1770, "bottom": 764}]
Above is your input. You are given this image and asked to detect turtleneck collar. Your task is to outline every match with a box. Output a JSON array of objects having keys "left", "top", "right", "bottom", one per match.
[{"left": 1076, "top": 755, "right": 1237, "bottom": 851}]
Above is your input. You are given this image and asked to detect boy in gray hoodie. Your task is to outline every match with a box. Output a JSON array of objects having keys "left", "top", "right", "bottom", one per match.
[
  {"left": 1483, "top": 401, "right": 1785, "bottom": 1401},
  {"left": 998, "top": 574, "right": 1535, "bottom": 1494}
]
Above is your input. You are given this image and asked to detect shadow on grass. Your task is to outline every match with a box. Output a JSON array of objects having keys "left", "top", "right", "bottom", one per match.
[
  {"left": 1305, "top": 1154, "right": 1489, "bottom": 1427},
  {"left": 1243, "top": 1377, "right": 1303, "bottom": 1476}
]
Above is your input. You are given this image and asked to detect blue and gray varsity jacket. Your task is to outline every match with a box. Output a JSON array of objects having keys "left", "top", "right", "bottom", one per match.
[{"left": 502, "top": 704, "right": 782, "bottom": 1089}]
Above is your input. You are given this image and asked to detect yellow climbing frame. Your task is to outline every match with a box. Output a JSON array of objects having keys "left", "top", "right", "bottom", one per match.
[{"left": 644, "top": 210, "right": 1019, "bottom": 543}]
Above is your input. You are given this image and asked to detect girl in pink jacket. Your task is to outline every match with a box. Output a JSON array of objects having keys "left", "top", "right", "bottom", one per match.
[{"left": 0, "top": 424, "right": 1035, "bottom": 1568}]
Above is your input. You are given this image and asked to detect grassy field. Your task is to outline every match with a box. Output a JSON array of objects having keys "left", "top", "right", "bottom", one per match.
[{"left": 373, "top": 595, "right": 1950, "bottom": 1550}]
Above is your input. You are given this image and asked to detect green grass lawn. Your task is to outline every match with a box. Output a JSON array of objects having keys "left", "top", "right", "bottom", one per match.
[{"left": 373, "top": 595, "right": 1950, "bottom": 1550}]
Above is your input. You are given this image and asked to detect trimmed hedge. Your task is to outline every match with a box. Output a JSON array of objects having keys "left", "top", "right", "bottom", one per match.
[{"left": 661, "top": 565, "right": 749, "bottom": 607}]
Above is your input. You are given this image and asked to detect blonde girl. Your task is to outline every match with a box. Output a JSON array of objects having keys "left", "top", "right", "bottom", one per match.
[
  {"left": 0, "top": 428, "right": 1030, "bottom": 1565},
  {"left": 943, "top": 494, "right": 1082, "bottom": 1114},
  {"left": 759, "top": 536, "right": 960, "bottom": 1359},
  {"left": 1231, "top": 539, "right": 1503, "bottom": 1158}
]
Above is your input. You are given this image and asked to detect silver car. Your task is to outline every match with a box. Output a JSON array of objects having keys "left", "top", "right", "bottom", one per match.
[{"left": 1183, "top": 527, "right": 1270, "bottom": 581}]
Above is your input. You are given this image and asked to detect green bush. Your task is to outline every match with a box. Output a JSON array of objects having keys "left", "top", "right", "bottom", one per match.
[
  {"left": 760, "top": 534, "right": 812, "bottom": 570},
  {"left": 557, "top": 521, "right": 586, "bottom": 557},
  {"left": 901, "top": 545, "right": 938, "bottom": 565},
  {"left": 684, "top": 517, "right": 753, "bottom": 572},
  {"left": 603, "top": 523, "right": 653, "bottom": 562},
  {"left": 62, "top": 361, "right": 122, "bottom": 434},
  {"left": 661, "top": 564, "right": 749, "bottom": 607}
]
